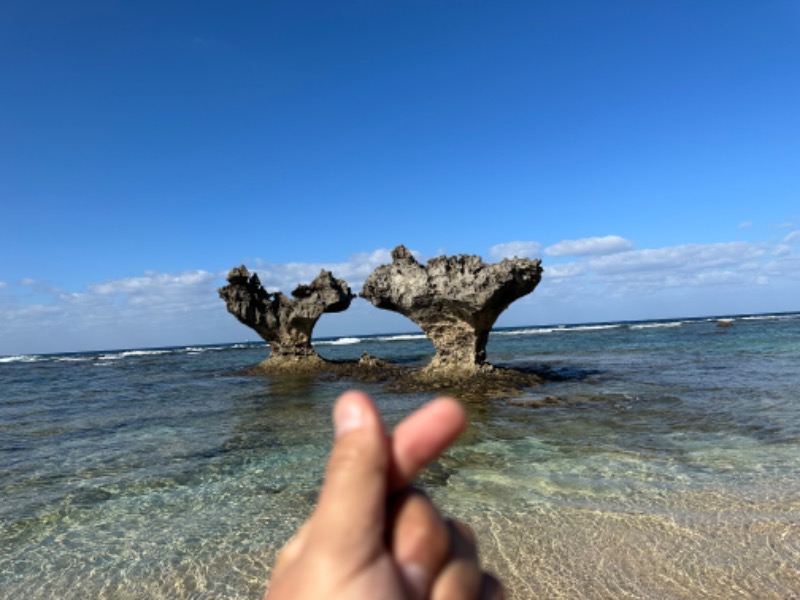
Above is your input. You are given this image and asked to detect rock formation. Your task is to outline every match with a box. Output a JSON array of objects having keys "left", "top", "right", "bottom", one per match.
[
  {"left": 218, "top": 266, "right": 354, "bottom": 367},
  {"left": 361, "top": 245, "right": 543, "bottom": 374}
]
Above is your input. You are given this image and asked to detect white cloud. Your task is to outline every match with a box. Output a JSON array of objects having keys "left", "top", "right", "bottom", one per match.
[
  {"left": 545, "top": 235, "right": 634, "bottom": 257},
  {"left": 0, "top": 269, "right": 235, "bottom": 355},
  {"left": 488, "top": 241, "right": 541, "bottom": 260},
  {"left": 251, "top": 248, "right": 394, "bottom": 293},
  {"left": 772, "top": 245, "right": 792, "bottom": 257},
  {"left": 783, "top": 231, "right": 800, "bottom": 243},
  {"left": 587, "top": 242, "right": 764, "bottom": 276},
  {"left": 545, "top": 262, "right": 585, "bottom": 279},
  {"left": 0, "top": 281, "right": 6, "bottom": 289},
  {"left": 89, "top": 270, "right": 216, "bottom": 297},
  {"left": 2, "top": 237, "right": 799, "bottom": 356},
  {"left": 739, "top": 221, "right": 752, "bottom": 229}
]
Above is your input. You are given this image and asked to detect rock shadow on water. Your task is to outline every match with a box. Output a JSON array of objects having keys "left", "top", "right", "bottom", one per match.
[
  {"left": 63, "top": 486, "right": 114, "bottom": 508},
  {"left": 500, "top": 392, "right": 634, "bottom": 410},
  {"left": 227, "top": 353, "right": 606, "bottom": 404}
]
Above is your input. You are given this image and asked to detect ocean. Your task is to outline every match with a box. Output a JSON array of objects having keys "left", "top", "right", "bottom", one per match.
[{"left": 1, "top": 313, "right": 799, "bottom": 599}]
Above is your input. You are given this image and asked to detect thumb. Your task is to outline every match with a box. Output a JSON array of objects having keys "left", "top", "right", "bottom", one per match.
[{"left": 310, "top": 390, "right": 391, "bottom": 550}]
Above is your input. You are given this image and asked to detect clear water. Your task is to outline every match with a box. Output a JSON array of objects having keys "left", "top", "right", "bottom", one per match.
[{"left": 1, "top": 314, "right": 799, "bottom": 598}]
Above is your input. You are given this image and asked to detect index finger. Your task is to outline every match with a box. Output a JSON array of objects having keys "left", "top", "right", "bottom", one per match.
[{"left": 389, "top": 397, "right": 466, "bottom": 491}]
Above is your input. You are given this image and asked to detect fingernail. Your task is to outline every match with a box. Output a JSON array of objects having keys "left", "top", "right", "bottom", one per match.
[
  {"left": 399, "top": 562, "right": 429, "bottom": 599},
  {"left": 334, "top": 398, "right": 363, "bottom": 437}
]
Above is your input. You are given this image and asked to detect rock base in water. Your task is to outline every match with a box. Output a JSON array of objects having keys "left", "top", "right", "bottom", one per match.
[{"left": 237, "top": 358, "right": 545, "bottom": 400}]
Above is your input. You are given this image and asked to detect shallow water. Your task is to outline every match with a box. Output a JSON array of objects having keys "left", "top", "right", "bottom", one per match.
[{"left": 1, "top": 314, "right": 799, "bottom": 598}]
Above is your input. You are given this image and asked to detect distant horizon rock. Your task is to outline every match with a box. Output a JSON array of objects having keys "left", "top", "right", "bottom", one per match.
[
  {"left": 360, "top": 245, "right": 543, "bottom": 375},
  {"left": 218, "top": 266, "right": 354, "bottom": 367}
]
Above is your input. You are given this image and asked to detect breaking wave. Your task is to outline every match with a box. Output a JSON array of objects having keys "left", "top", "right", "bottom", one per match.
[{"left": 314, "top": 337, "right": 362, "bottom": 346}]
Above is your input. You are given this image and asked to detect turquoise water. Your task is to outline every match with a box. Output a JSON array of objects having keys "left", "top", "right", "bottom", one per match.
[{"left": 1, "top": 314, "right": 799, "bottom": 598}]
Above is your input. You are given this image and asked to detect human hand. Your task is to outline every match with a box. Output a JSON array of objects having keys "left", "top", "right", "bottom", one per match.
[{"left": 265, "top": 390, "right": 503, "bottom": 599}]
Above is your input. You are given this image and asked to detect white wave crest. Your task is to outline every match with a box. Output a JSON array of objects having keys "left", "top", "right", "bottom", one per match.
[
  {"left": 629, "top": 321, "right": 684, "bottom": 330},
  {"left": 120, "top": 350, "right": 171, "bottom": 357},
  {"left": 315, "top": 337, "right": 362, "bottom": 346},
  {"left": 494, "top": 327, "right": 565, "bottom": 336},
  {"left": 99, "top": 349, "right": 171, "bottom": 360},
  {"left": 0, "top": 355, "right": 42, "bottom": 364},
  {"left": 183, "top": 346, "right": 227, "bottom": 353},
  {"left": 567, "top": 324, "right": 623, "bottom": 332},
  {"left": 740, "top": 314, "right": 798, "bottom": 321},
  {"left": 496, "top": 323, "right": 622, "bottom": 336},
  {"left": 374, "top": 334, "right": 428, "bottom": 342}
]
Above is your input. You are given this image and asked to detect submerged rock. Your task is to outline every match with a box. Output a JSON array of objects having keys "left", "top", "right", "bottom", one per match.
[
  {"left": 218, "top": 266, "right": 354, "bottom": 369},
  {"left": 360, "top": 245, "right": 543, "bottom": 375}
]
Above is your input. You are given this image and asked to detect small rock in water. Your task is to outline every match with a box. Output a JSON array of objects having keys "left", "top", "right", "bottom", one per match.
[{"left": 65, "top": 487, "right": 113, "bottom": 507}]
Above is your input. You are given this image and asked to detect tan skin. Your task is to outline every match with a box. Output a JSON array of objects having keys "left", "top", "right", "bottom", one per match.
[{"left": 265, "top": 390, "right": 503, "bottom": 600}]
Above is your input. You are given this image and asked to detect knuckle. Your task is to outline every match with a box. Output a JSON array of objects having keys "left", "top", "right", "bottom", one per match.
[
  {"left": 449, "top": 519, "right": 478, "bottom": 546},
  {"left": 327, "top": 440, "right": 365, "bottom": 473},
  {"left": 480, "top": 573, "right": 505, "bottom": 600}
]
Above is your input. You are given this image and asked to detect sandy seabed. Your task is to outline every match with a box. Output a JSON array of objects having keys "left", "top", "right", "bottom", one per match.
[
  {"left": 4, "top": 486, "right": 798, "bottom": 600},
  {"left": 463, "top": 489, "right": 800, "bottom": 599}
]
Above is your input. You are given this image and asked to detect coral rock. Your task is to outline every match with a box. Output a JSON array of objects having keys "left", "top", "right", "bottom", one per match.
[
  {"left": 218, "top": 266, "right": 354, "bottom": 365},
  {"left": 361, "top": 245, "right": 543, "bottom": 374}
]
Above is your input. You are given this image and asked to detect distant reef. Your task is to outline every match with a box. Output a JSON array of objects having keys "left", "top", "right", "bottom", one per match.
[{"left": 218, "top": 245, "right": 544, "bottom": 395}]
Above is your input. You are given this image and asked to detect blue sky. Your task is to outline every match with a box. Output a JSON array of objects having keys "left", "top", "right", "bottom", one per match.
[{"left": 2, "top": 0, "right": 799, "bottom": 355}]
